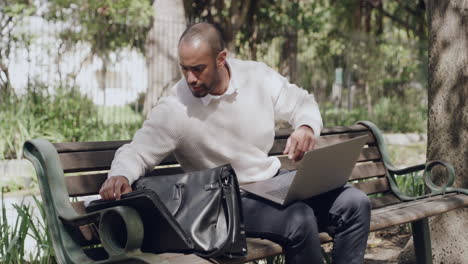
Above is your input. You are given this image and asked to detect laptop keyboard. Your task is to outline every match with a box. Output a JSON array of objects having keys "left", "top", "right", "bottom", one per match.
[{"left": 266, "top": 185, "right": 290, "bottom": 200}]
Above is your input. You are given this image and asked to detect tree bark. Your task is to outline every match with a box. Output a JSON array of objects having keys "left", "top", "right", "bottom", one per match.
[
  {"left": 427, "top": 0, "right": 468, "bottom": 263},
  {"left": 279, "top": 0, "right": 299, "bottom": 83},
  {"left": 279, "top": 31, "right": 298, "bottom": 83},
  {"left": 143, "top": 0, "right": 186, "bottom": 116}
]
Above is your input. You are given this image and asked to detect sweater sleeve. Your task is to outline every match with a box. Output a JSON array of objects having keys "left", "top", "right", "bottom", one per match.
[
  {"left": 265, "top": 65, "right": 323, "bottom": 137},
  {"left": 107, "top": 97, "right": 181, "bottom": 184}
]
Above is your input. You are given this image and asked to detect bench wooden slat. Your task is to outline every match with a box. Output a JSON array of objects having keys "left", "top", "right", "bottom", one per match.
[
  {"left": 54, "top": 140, "right": 130, "bottom": 153},
  {"left": 370, "top": 193, "right": 468, "bottom": 231},
  {"left": 275, "top": 124, "right": 369, "bottom": 139},
  {"left": 55, "top": 125, "right": 370, "bottom": 154},
  {"left": 279, "top": 158, "right": 386, "bottom": 181},
  {"left": 350, "top": 162, "right": 386, "bottom": 180},
  {"left": 147, "top": 166, "right": 185, "bottom": 177},
  {"left": 66, "top": 166, "right": 186, "bottom": 197},
  {"left": 67, "top": 161, "right": 386, "bottom": 197},
  {"left": 315, "top": 132, "right": 375, "bottom": 149},
  {"left": 369, "top": 193, "right": 401, "bottom": 209},
  {"left": 61, "top": 152, "right": 179, "bottom": 173},
  {"left": 66, "top": 173, "right": 107, "bottom": 197},
  {"left": 351, "top": 177, "right": 390, "bottom": 195},
  {"left": 60, "top": 150, "right": 115, "bottom": 173},
  {"left": 64, "top": 165, "right": 390, "bottom": 201},
  {"left": 358, "top": 147, "right": 381, "bottom": 162},
  {"left": 269, "top": 132, "right": 374, "bottom": 155},
  {"left": 60, "top": 132, "right": 377, "bottom": 173},
  {"left": 278, "top": 147, "right": 381, "bottom": 169},
  {"left": 372, "top": 193, "right": 465, "bottom": 216}
]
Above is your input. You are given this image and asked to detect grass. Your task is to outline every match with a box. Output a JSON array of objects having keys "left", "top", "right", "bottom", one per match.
[
  {"left": 0, "top": 190, "right": 55, "bottom": 263},
  {"left": 387, "top": 143, "right": 427, "bottom": 197},
  {"left": 97, "top": 105, "right": 143, "bottom": 125}
]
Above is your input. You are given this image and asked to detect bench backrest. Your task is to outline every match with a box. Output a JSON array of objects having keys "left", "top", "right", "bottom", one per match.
[{"left": 55, "top": 123, "right": 400, "bottom": 209}]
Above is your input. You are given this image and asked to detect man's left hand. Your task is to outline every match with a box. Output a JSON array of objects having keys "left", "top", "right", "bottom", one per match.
[{"left": 283, "top": 125, "right": 316, "bottom": 162}]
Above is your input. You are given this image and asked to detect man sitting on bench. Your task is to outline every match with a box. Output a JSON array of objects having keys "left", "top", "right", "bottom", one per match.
[{"left": 99, "top": 22, "right": 371, "bottom": 264}]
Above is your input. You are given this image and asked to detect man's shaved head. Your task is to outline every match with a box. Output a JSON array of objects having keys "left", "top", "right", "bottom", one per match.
[{"left": 179, "top": 22, "right": 225, "bottom": 58}]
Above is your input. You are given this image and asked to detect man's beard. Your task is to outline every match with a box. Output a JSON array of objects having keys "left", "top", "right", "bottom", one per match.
[
  {"left": 189, "top": 71, "right": 220, "bottom": 98},
  {"left": 190, "top": 83, "right": 211, "bottom": 98}
]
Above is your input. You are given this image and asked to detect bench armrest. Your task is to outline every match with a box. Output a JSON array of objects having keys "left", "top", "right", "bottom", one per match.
[
  {"left": 62, "top": 206, "right": 144, "bottom": 257},
  {"left": 388, "top": 163, "right": 426, "bottom": 176},
  {"left": 23, "top": 139, "right": 165, "bottom": 263},
  {"left": 357, "top": 121, "right": 468, "bottom": 200}
]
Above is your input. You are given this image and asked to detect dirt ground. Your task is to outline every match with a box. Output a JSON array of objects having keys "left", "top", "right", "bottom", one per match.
[
  {"left": 364, "top": 226, "right": 413, "bottom": 264},
  {"left": 322, "top": 225, "right": 413, "bottom": 264}
]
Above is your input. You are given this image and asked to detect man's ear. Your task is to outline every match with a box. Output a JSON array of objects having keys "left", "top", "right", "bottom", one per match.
[{"left": 217, "top": 49, "right": 228, "bottom": 68}]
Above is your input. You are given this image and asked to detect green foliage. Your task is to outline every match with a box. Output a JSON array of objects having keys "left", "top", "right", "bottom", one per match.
[
  {"left": 321, "top": 90, "right": 427, "bottom": 133},
  {"left": 395, "top": 172, "right": 425, "bottom": 197},
  {"left": 0, "top": 84, "right": 96, "bottom": 159},
  {"left": 45, "top": 0, "right": 153, "bottom": 56},
  {"left": 0, "top": 0, "right": 38, "bottom": 92},
  {"left": 0, "top": 84, "right": 143, "bottom": 160},
  {"left": 0, "top": 191, "right": 55, "bottom": 263},
  {"left": 128, "top": 92, "right": 146, "bottom": 114},
  {"left": 371, "top": 96, "right": 426, "bottom": 133},
  {"left": 244, "top": 0, "right": 322, "bottom": 43},
  {"left": 0, "top": 192, "right": 28, "bottom": 263},
  {"left": 387, "top": 143, "right": 426, "bottom": 197},
  {"left": 97, "top": 105, "right": 143, "bottom": 125},
  {"left": 321, "top": 103, "right": 369, "bottom": 128}
]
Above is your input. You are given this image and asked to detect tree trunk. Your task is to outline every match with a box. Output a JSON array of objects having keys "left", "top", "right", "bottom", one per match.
[
  {"left": 427, "top": 1, "right": 468, "bottom": 263},
  {"left": 143, "top": 0, "right": 186, "bottom": 116},
  {"left": 365, "top": 82, "right": 372, "bottom": 114},
  {"left": 100, "top": 56, "right": 108, "bottom": 106},
  {"left": 279, "top": 31, "right": 298, "bottom": 83},
  {"left": 279, "top": 0, "right": 299, "bottom": 83}
]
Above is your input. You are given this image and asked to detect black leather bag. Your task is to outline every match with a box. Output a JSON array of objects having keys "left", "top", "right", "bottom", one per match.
[
  {"left": 88, "top": 164, "right": 247, "bottom": 258},
  {"left": 132, "top": 164, "right": 247, "bottom": 258}
]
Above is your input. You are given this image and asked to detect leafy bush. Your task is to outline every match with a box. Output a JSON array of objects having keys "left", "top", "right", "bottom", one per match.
[
  {"left": 321, "top": 103, "right": 370, "bottom": 128},
  {"left": 1, "top": 85, "right": 95, "bottom": 159},
  {"left": 372, "top": 95, "right": 426, "bottom": 133},
  {"left": 0, "top": 84, "right": 142, "bottom": 159},
  {"left": 321, "top": 91, "right": 427, "bottom": 133}
]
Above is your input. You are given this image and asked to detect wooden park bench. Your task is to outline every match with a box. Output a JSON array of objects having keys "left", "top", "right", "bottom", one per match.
[{"left": 23, "top": 121, "right": 468, "bottom": 264}]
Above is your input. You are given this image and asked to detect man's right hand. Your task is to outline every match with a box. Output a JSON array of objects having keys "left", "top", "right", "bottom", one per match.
[{"left": 99, "top": 176, "right": 132, "bottom": 200}]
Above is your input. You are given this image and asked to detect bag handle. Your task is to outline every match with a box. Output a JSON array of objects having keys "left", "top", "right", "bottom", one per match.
[
  {"left": 196, "top": 170, "right": 239, "bottom": 258},
  {"left": 171, "top": 183, "right": 185, "bottom": 216}
]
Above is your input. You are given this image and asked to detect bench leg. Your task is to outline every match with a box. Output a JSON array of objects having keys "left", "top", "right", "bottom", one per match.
[{"left": 411, "top": 219, "right": 432, "bottom": 264}]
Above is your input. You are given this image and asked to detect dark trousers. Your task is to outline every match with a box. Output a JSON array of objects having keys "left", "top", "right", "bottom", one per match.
[{"left": 241, "top": 185, "right": 371, "bottom": 264}]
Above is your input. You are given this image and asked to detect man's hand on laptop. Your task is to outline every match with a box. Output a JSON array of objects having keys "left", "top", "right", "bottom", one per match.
[
  {"left": 284, "top": 125, "right": 316, "bottom": 162},
  {"left": 99, "top": 176, "right": 132, "bottom": 200}
]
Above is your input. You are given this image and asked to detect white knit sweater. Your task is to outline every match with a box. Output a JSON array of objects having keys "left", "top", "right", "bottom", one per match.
[{"left": 108, "top": 58, "right": 323, "bottom": 185}]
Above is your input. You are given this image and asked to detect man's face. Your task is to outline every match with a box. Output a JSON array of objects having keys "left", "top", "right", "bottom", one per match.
[{"left": 178, "top": 40, "right": 219, "bottom": 98}]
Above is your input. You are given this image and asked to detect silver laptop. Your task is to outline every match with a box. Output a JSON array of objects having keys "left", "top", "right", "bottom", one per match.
[{"left": 241, "top": 135, "right": 368, "bottom": 206}]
